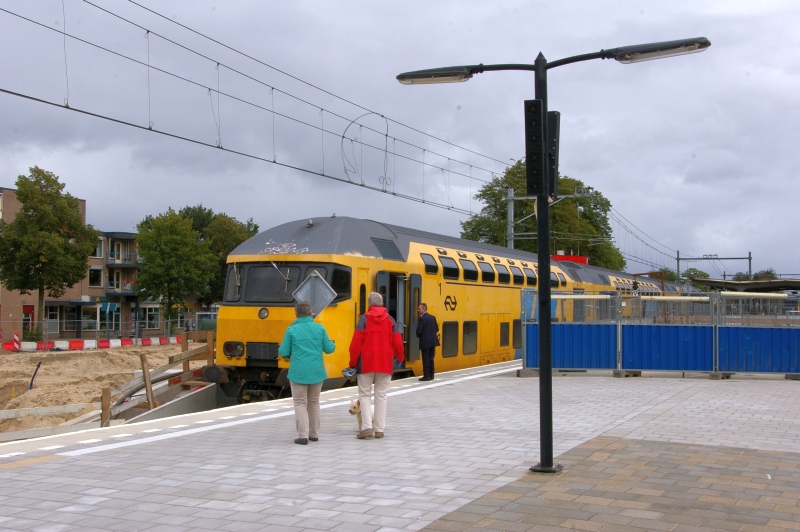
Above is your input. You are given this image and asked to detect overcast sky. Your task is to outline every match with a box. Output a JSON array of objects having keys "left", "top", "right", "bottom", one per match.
[{"left": 1, "top": 0, "right": 798, "bottom": 278}]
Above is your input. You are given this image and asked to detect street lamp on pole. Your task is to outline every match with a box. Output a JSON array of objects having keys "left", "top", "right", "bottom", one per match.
[{"left": 397, "top": 37, "right": 710, "bottom": 473}]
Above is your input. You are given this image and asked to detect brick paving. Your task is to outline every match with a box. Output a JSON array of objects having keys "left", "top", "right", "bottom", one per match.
[
  {"left": 0, "top": 367, "right": 798, "bottom": 530},
  {"left": 425, "top": 436, "right": 800, "bottom": 531}
]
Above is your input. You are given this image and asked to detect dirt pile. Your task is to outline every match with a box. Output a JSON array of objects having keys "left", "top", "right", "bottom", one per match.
[{"left": 0, "top": 345, "right": 186, "bottom": 433}]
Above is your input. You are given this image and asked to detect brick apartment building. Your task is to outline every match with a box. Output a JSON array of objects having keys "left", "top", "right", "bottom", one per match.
[{"left": 0, "top": 187, "right": 197, "bottom": 342}]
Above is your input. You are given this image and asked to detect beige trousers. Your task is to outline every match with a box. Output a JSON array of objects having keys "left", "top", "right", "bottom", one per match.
[
  {"left": 357, "top": 372, "right": 391, "bottom": 432},
  {"left": 290, "top": 381, "right": 323, "bottom": 439}
]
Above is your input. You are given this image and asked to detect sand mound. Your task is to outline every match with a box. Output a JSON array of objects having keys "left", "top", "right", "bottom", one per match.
[{"left": 0, "top": 344, "right": 188, "bottom": 433}]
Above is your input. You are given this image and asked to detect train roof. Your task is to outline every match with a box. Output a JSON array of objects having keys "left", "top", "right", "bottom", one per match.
[{"left": 230, "top": 216, "right": 543, "bottom": 263}]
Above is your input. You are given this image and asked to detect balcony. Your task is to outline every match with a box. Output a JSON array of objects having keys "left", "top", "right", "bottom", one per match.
[
  {"left": 106, "top": 252, "right": 139, "bottom": 267},
  {"left": 106, "top": 281, "right": 136, "bottom": 296}
]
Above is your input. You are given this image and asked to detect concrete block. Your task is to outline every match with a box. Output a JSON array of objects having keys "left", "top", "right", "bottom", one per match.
[
  {"left": 613, "top": 370, "right": 642, "bottom": 378},
  {"left": 517, "top": 369, "right": 539, "bottom": 378},
  {"left": 708, "top": 372, "right": 733, "bottom": 380}
]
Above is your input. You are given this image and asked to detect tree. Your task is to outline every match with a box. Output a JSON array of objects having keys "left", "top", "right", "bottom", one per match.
[
  {"left": 683, "top": 267, "right": 710, "bottom": 290},
  {"left": 0, "top": 167, "right": 100, "bottom": 329},
  {"left": 200, "top": 213, "right": 259, "bottom": 306},
  {"left": 460, "top": 160, "right": 625, "bottom": 270},
  {"left": 174, "top": 204, "right": 259, "bottom": 306},
  {"left": 753, "top": 268, "right": 778, "bottom": 281},
  {"left": 135, "top": 209, "right": 216, "bottom": 328},
  {"left": 655, "top": 268, "right": 678, "bottom": 282}
]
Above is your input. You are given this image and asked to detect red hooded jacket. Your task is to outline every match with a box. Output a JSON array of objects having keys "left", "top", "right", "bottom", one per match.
[{"left": 348, "top": 306, "right": 405, "bottom": 374}]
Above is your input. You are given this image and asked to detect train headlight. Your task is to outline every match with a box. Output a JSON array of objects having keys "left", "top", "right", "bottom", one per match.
[
  {"left": 223, "top": 341, "right": 245, "bottom": 358},
  {"left": 258, "top": 308, "right": 269, "bottom": 319}
]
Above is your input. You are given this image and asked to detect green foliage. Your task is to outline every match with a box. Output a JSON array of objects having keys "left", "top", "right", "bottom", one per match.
[
  {"left": 175, "top": 204, "right": 259, "bottom": 305},
  {"left": 754, "top": 268, "right": 778, "bottom": 280},
  {"left": 683, "top": 267, "right": 710, "bottom": 289},
  {"left": 732, "top": 272, "right": 750, "bottom": 281},
  {"left": 0, "top": 167, "right": 100, "bottom": 323},
  {"left": 460, "top": 161, "right": 625, "bottom": 270},
  {"left": 22, "top": 326, "right": 43, "bottom": 342},
  {"left": 135, "top": 208, "right": 216, "bottom": 322},
  {"left": 655, "top": 268, "right": 678, "bottom": 282}
]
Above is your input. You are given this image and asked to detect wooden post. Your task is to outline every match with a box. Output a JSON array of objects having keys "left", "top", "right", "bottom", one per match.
[
  {"left": 101, "top": 387, "right": 110, "bottom": 426},
  {"left": 206, "top": 331, "right": 215, "bottom": 366},
  {"left": 181, "top": 331, "right": 190, "bottom": 389},
  {"left": 139, "top": 352, "right": 156, "bottom": 410}
]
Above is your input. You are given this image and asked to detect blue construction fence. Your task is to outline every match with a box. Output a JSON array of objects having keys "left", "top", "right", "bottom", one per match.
[{"left": 521, "top": 289, "right": 800, "bottom": 374}]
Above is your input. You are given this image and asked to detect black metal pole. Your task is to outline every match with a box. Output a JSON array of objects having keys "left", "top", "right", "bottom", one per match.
[{"left": 531, "top": 52, "right": 561, "bottom": 473}]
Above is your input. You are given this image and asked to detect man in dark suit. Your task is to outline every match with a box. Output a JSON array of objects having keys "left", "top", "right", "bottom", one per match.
[{"left": 416, "top": 303, "right": 439, "bottom": 381}]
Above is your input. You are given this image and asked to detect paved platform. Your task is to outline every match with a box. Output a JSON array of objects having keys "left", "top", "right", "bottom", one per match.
[{"left": 0, "top": 364, "right": 798, "bottom": 531}]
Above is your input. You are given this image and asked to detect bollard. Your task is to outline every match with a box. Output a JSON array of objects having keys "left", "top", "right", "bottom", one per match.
[{"left": 13, "top": 332, "right": 20, "bottom": 351}]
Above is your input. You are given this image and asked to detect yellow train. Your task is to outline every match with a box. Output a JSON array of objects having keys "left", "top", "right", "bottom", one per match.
[{"left": 212, "top": 216, "right": 678, "bottom": 403}]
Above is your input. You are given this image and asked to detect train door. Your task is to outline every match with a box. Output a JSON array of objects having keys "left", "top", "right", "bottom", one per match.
[
  {"left": 357, "top": 268, "right": 369, "bottom": 320},
  {"left": 378, "top": 271, "right": 412, "bottom": 367},
  {"left": 408, "top": 274, "right": 421, "bottom": 361},
  {"left": 479, "top": 313, "right": 496, "bottom": 365}
]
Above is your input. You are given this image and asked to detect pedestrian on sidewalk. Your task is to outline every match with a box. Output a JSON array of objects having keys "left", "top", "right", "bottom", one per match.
[
  {"left": 416, "top": 303, "right": 439, "bottom": 381},
  {"left": 348, "top": 292, "right": 404, "bottom": 440},
  {"left": 278, "top": 300, "right": 336, "bottom": 445}
]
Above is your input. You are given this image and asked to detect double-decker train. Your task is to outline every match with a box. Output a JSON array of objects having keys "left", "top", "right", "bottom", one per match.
[{"left": 212, "top": 216, "right": 688, "bottom": 403}]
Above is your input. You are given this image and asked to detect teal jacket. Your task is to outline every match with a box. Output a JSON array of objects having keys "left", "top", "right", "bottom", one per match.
[{"left": 278, "top": 316, "right": 336, "bottom": 384}]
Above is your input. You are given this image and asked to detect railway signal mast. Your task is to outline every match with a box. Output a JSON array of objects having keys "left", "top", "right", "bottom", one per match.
[{"left": 397, "top": 36, "right": 711, "bottom": 473}]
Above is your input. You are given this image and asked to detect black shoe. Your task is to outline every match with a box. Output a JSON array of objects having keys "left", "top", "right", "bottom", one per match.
[
  {"left": 419, "top": 377, "right": 431, "bottom": 381},
  {"left": 309, "top": 437, "right": 318, "bottom": 442},
  {"left": 294, "top": 438, "right": 308, "bottom": 445}
]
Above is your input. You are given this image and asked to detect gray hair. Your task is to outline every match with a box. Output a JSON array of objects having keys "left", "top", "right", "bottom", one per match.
[
  {"left": 295, "top": 301, "right": 313, "bottom": 317},
  {"left": 419, "top": 303, "right": 428, "bottom": 311},
  {"left": 368, "top": 292, "right": 383, "bottom": 307}
]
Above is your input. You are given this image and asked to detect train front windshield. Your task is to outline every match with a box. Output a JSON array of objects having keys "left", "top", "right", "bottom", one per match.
[{"left": 223, "top": 262, "right": 352, "bottom": 304}]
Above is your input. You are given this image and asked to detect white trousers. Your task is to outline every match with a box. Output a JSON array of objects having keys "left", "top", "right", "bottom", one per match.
[{"left": 357, "top": 372, "right": 391, "bottom": 432}]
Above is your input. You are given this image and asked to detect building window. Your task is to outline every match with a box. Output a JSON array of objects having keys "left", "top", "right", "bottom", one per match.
[
  {"left": 90, "top": 238, "right": 103, "bottom": 258},
  {"left": 82, "top": 307, "right": 98, "bottom": 331},
  {"left": 145, "top": 307, "right": 160, "bottom": 329},
  {"left": 463, "top": 321, "right": 477, "bottom": 355},
  {"left": 499, "top": 322, "right": 510, "bottom": 347},
  {"left": 442, "top": 321, "right": 458, "bottom": 357},
  {"left": 64, "top": 307, "right": 77, "bottom": 331},
  {"left": 46, "top": 306, "right": 59, "bottom": 320},
  {"left": 513, "top": 319, "right": 522, "bottom": 348},
  {"left": 88, "top": 268, "right": 103, "bottom": 288}
]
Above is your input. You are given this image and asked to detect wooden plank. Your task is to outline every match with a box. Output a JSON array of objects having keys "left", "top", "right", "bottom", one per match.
[
  {"left": 182, "top": 380, "right": 211, "bottom": 387},
  {"left": 140, "top": 352, "right": 156, "bottom": 410},
  {"left": 110, "top": 395, "right": 148, "bottom": 417},
  {"left": 206, "top": 331, "right": 215, "bottom": 366},
  {"left": 101, "top": 388, "right": 110, "bottom": 427},
  {"left": 0, "top": 402, "right": 102, "bottom": 420},
  {"left": 167, "top": 345, "right": 207, "bottom": 364}
]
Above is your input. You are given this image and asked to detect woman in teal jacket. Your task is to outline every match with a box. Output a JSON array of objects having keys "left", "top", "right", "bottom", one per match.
[{"left": 278, "top": 301, "right": 336, "bottom": 445}]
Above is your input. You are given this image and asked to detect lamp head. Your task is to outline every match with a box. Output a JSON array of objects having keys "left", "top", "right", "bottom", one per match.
[
  {"left": 396, "top": 65, "right": 475, "bottom": 85},
  {"left": 608, "top": 37, "right": 710, "bottom": 64}
]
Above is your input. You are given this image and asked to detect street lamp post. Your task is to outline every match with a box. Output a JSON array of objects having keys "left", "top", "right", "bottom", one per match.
[{"left": 397, "top": 37, "right": 710, "bottom": 472}]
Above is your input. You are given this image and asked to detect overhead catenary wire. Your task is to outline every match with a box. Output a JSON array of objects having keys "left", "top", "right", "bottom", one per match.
[
  {"left": 123, "top": 0, "right": 512, "bottom": 168},
  {"left": 0, "top": 86, "right": 475, "bottom": 217},
  {"left": 78, "top": 1, "right": 505, "bottom": 180},
  {"left": 0, "top": 7, "right": 492, "bottom": 187}
]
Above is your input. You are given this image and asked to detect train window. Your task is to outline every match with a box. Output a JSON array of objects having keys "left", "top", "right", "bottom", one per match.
[
  {"left": 495, "top": 264, "right": 511, "bottom": 284},
  {"left": 442, "top": 322, "right": 458, "bottom": 358},
  {"left": 550, "top": 272, "right": 559, "bottom": 288},
  {"left": 510, "top": 266, "right": 524, "bottom": 285},
  {"left": 359, "top": 284, "right": 366, "bottom": 315},
  {"left": 499, "top": 322, "right": 510, "bottom": 347},
  {"left": 225, "top": 266, "right": 241, "bottom": 302},
  {"left": 439, "top": 256, "right": 460, "bottom": 280},
  {"left": 420, "top": 253, "right": 438, "bottom": 275},
  {"left": 244, "top": 265, "right": 301, "bottom": 303},
  {"left": 513, "top": 319, "right": 522, "bottom": 348},
  {"left": 478, "top": 262, "right": 495, "bottom": 283},
  {"left": 371, "top": 239, "right": 404, "bottom": 261},
  {"left": 304, "top": 267, "right": 327, "bottom": 280},
  {"left": 330, "top": 268, "right": 351, "bottom": 301},
  {"left": 557, "top": 273, "right": 567, "bottom": 287},
  {"left": 523, "top": 268, "right": 537, "bottom": 287},
  {"left": 459, "top": 259, "right": 479, "bottom": 282},
  {"left": 463, "top": 321, "right": 477, "bottom": 355}
]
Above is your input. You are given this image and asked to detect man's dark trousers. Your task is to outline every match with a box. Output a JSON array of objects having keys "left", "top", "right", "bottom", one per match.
[{"left": 421, "top": 347, "right": 435, "bottom": 380}]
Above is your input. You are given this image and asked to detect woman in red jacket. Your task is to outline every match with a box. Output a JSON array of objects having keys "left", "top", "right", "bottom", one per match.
[{"left": 348, "top": 292, "right": 405, "bottom": 439}]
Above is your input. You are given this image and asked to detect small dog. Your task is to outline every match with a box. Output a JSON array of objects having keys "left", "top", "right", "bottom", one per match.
[{"left": 348, "top": 399, "right": 373, "bottom": 432}]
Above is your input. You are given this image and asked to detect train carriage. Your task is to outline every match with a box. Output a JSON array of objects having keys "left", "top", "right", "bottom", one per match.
[{"left": 212, "top": 216, "right": 686, "bottom": 403}]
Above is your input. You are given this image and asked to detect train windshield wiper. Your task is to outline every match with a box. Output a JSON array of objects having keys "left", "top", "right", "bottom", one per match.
[{"left": 271, "top": 262, "right": 291, "bottom": 292}]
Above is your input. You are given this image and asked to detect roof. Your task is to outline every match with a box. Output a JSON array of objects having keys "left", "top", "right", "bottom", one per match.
[
  {"left": 690, "top": 277, "right": 800, "bottom": 292},
  {"left": 229, "top": 216, "right": 543, "bottom": 262}
]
